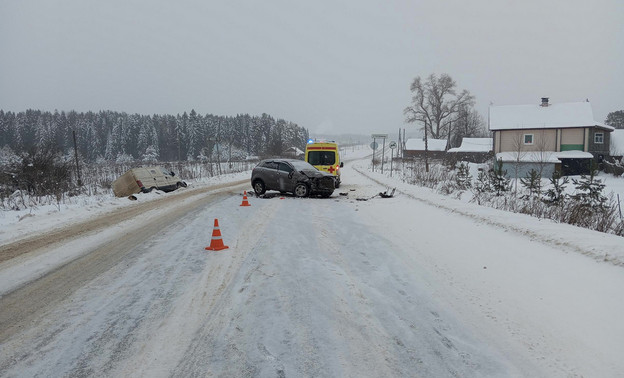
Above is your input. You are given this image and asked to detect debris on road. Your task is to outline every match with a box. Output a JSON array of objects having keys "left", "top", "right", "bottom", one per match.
[
  {"left": 379, "top": 188, "right": 396, "bottom": 198},
  {"left": 355, "top": 188, "right": 396, "bottom": 201}
]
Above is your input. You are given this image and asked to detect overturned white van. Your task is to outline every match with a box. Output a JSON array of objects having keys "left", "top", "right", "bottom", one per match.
[{"left": 112, "top": 167, "right": 187, "bottom": 197}]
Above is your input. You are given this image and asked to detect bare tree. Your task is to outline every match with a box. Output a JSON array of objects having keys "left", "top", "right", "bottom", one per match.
[
  {"left": 404, "top": 73, "right": 475, "bottom": 140},
  {"left": 532, "top": 129, "right": 554, "bottom": 196},
  {"left": 509, "top": 132, "right": 528, "bottom": 197},
  {"left": 449, "top": 105, "right": 489, "bottom": 148}
]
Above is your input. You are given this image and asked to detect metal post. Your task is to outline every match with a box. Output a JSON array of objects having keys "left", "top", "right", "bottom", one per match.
[
  {"left": 390, "top": 146, "right": 393, "bottom": 177},
  {"left": 381, "top": 138, "right": 386, "bottom": 174},
  {"left": 372, "top": 137, "right": 376, "bottom": 172}
]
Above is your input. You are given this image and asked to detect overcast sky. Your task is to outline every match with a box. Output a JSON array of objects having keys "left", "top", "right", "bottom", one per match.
[{"left": 1, "top": 0, "right": 622, "bottom": 137}]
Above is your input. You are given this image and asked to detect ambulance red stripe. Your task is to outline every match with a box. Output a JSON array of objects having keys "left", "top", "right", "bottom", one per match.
[{"left": 306, "top": 147, "right": 336, "bottom": 150}]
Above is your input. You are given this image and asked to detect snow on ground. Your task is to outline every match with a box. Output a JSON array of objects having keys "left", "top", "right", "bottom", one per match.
[
  {"left": 1, "top": 145, "right": 623, "bottom": 296},
  {"left": 343, "top": 165, "right": 624, "bottom": 376},
  {"left": 365, "top": 160, "right": 624, "bottom": 265},
  {"left": 0, "top": 170, "right": 251, "bottom": 246},
  {"left": 1, "top": 146, "right": 624, "bottom": 376}
]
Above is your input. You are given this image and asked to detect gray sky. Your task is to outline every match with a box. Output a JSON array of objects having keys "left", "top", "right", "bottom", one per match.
[{"left": 1, "top": 0, "right": 622, "bottom": 137}]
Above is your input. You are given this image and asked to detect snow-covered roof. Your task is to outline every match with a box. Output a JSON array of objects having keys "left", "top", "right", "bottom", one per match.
[
  {"left": 284, "top": 147, "right": 304, "bottom": 154},
  {"left": 611, "top": 129, "right": 624, "bottom": 155},
  {"left": 489, "top": 101, "right": 614, "bottom": 132},
  {"left": 404, "top": 138, "right": 447, "bottom": 151},
  {"left": 447, "top": 138, "right": 492, "bottom": 153},
  {"left": 554, "top": 151, "right": 595, "bottom": 159},
  {"left": 495, "top": 150, "right": 594, "bottom": 163},
  {"left": 496, "top": 151, "right": 561, "bottom": 163}
]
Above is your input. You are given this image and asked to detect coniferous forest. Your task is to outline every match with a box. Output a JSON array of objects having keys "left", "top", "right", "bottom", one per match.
[{"left": 0, "top": 109, "right": 309, "bottom": 163}]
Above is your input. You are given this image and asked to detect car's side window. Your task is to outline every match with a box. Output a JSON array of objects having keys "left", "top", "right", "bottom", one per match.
[
  {"left": 262, "top": 161, "right": 278, "bottom": 170},
  {"left": 279, "top": 163, "right": 293, "bottom": 173}
]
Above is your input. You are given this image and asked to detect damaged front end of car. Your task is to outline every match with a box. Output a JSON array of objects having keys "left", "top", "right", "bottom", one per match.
[{"left": 300, "top": 170, "right": 335, "bottom": 196}]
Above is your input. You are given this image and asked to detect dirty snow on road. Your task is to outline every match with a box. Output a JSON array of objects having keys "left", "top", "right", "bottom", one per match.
[{"left": 1, "top": 152, "right": 624, "bottom": 377}]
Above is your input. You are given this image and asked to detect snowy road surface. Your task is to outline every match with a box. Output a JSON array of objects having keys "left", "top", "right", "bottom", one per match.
[{"left": 1, "top": 158, "right": 624, "bottom": 377}]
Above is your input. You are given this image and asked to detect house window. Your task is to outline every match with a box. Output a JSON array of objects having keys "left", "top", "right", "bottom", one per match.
[
  {"left": 523, "top": 134, "right": 534, "bottom": 145},
  {"left": 594, "top": 132, "right": 604, "bottom": 144}
]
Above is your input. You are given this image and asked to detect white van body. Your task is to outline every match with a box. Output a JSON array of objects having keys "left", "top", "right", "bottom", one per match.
[{"left": 112, "top": 167, "right": 187, "bottom": 197}]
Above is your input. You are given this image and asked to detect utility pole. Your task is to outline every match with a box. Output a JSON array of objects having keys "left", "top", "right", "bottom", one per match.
[
  {"left": 424, "top": 120, "right": 429, "bottom": 173},
  {"left": 216, "top": 119, "right": 222, "bottom": 175},
  {"left": 403, "top": 128, "right": 406, "bottom": 158},
  {"left": 72, "top": 130, "right": 82, "bottom": 186},
  {"left": 372, "top": 137, "right": 376, "bottom": 172}
]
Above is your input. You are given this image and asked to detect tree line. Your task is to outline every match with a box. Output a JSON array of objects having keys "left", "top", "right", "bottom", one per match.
[{"left": 0, "top": 109, "right": 309, "bottom": 163}]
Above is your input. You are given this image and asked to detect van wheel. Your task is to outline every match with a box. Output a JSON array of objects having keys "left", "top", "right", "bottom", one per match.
[
  {"left": 335, "top": 181, "right": 340, "bottom": 189},
  {"left": 253, "top": 180, "right": 266, "bottom": 195},
  {"left": 294, "top": 183, "right": 309, "bottom": 198}
]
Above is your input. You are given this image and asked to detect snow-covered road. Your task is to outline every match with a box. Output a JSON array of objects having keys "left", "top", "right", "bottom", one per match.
[{"left": 1, "top": 156, "right": 623, "bottom": 377}]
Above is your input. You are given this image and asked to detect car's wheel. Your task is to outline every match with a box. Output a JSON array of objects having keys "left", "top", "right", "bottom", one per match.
[
  {"left": 294, "top": 183, "right": 309, "bottom": 198},
  {"left": 253, "top": 180, "right": 266, "bottom": 195},
  {"left": 335, "top": 180, "right": 340, "bottom": 189}
]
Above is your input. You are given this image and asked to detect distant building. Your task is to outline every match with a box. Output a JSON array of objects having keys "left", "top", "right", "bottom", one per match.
[{"left": 283, "top": 146, "right": 304, "bottom": 159}]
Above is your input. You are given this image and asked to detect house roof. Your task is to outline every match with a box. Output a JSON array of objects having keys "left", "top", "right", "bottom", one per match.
[
  {"left": 447, "top": 138, "right": 492, "bottom": 153},
  {"left": 405, "top": 138, "right": 447, "bottom": 151},
  {"left": 495, "top": 150, "right": 594, "bottom": 163},
  {"left": 284, "top": 147, "right": 304, "bottom": 154},
  {"left": 489, "top": 101, "right": 614, "bottom": 132}
]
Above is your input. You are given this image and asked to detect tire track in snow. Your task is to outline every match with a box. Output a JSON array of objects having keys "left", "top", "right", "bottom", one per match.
[
  {"left": 168, "top": 197, "right": 284, "bottom": 377},
  {"left": 306, "top": 199, "right": 511, "bottom": 377}
]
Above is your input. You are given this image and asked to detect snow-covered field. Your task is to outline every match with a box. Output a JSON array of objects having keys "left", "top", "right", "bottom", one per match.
[{"left": 1, "top": 147, "right": 624, "bottom": 377}]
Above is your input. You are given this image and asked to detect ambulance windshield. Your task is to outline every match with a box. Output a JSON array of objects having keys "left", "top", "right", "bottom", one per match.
[{"left": 308, "top": 151, "right": 336, "bottom": 165}]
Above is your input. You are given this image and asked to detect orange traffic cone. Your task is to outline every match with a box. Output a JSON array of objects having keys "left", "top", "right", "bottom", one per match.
[
  {"left": 205, "top": 218, "right": 229, "bottom": 251},
  {"left": 240, "top": 191, "right": 251, "bottom": 207}
]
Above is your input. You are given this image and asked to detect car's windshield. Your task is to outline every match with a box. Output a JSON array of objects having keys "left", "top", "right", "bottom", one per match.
[{"left": 290, "top": 160, "right": 317, "bottom": 171}]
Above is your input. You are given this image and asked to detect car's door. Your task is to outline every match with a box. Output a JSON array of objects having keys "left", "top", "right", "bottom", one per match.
[
  {"left": 261, "top": 161, "right": 280, "bottom": 190},
  {"left": 277, "top": 162, "right": 296, "bottom": 192}
]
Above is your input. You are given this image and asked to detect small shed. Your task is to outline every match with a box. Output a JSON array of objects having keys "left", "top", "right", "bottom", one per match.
[
  {"left": 404, "top": 138, "right": 447, "bottom": 159},
  {"left": 447, "top": 138, "right": 493, "bottom": 163}
]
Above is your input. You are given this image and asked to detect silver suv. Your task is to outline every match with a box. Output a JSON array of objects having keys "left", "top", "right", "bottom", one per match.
[{"left": 251, "top": 159, "right": 335, "bottom": 198}]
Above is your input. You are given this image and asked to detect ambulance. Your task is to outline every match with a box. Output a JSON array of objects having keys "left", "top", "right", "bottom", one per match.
[{"left": 305, "top": 140, "right": 343, "bottom": 188}]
